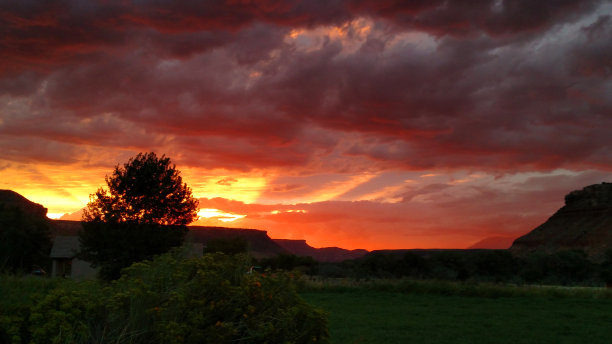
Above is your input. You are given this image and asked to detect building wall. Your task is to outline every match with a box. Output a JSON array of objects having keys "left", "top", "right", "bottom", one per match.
[{"left": 71, "top": 258, "right": 98, "bottom": 279}]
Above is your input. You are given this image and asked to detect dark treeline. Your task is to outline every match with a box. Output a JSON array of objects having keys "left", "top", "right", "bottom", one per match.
[{"left": 257, "top": 249, "right": 612, "bottom": 287}]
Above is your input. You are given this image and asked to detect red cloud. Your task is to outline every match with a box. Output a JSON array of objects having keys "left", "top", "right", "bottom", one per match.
[
  {"left": 1, "top": 0, "right": 611, "bottom": 242},
  {"left": 193, "top": 169, "right": 610, "bottom": 250}
]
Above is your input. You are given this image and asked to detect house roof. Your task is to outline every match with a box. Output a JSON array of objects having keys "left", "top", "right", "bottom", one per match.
[{"left": 50, "top": 236, "right": 80, "bottom": 258}]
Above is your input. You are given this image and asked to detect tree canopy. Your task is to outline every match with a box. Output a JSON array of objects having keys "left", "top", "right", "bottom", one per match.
[
  {"left": 79, "top": 152, "right": 199, "bottom": 280},
  {"left": 0, "top": 204, "right": 51, "bottom": 274},
  {"left": 83, "top": 152, "right": 199, "bottom": 226}
]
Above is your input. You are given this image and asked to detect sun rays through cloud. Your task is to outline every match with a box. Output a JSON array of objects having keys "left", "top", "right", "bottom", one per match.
[{"left": 1, "top": 0, "right": 611, "bottom": 249}]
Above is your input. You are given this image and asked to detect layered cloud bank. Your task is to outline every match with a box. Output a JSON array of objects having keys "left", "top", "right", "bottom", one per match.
[{"left": 2, "top": 1, "right": 611, "bottom": 249}]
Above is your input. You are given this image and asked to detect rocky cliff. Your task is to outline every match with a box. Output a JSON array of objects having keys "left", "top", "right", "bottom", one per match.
[
  {"left": 273, "top": 239, "right": 368, "bottom": 262},
  {"left": 187, "top": 226, "right": 288, "bottom": 258},
  {"left": 510, "top": 182, "right": 612, "bottom": 260},
  {"left": 48, "top": 221, "right": 288, "bottom": 258}
]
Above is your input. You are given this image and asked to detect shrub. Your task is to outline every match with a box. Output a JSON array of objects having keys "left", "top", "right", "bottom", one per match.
[
  {"left": 28, "top": 281, "right": 108, "bottom": 344},
  {"left": 107, "top": 250, "right": 329, "bottom": 343},
  {"left": 2, "top": 250, "right": 329, "bottom": 344},
  {"left": 0, "top": 275, "right": 64, "bottom": 344},
  {"left": 257, "top": 254, "right": 319, "bottom": 275}
]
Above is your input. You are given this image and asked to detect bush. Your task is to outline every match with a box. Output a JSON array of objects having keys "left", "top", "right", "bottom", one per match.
[
  {"left": 0, "top": 276, "right": 64, "bottom": 344},
  {"left": 108, "top": 251, "right": 328, "bottom": 343},
  {"left": 1, "top": 250, "right": 329, "bottom": 344},
  {"left": 28, "top": 281, "right": 107, "bottom": 344},
  {"left": 257, "top": 254, "right": 319, "bottom": 275}
]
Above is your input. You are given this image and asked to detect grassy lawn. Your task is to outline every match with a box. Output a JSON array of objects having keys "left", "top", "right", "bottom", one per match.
[{"left": 302, "top": 290, "right": 612, "bottom": 344}]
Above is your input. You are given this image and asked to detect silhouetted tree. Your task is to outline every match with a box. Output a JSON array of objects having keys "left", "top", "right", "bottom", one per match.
[
  {"left": 79, "top": 152, "right": 199, "bottom": 280},
  {"left": 600, "top": 249, "right": 612, "bottom": 287},
  {"left": 0, "top": 205, "right": 51, "bottom": 274},
  {"left": 258, "top": 254, "right": 319, "bottom": 275},
  {"left": 82, "top": 152, "right": 198, "bottom": 225},
  {"left": 519, "top": 250, "right": 596, "bottom": 285}
]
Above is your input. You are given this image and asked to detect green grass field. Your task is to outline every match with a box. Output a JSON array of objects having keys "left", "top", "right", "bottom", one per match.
[
  {"left": 4, "top": 275, "right": 612, "bottom": 344},
  {"left": 301, "top": 290, "right": 612, "bottom": 344}
]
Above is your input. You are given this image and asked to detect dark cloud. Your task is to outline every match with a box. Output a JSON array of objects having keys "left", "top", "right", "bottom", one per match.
[
  {"left": 1, "top": 0, "right": 611, "bottom": 172},
  {"left": 2, "top": 0, "right": 609, "bottom": 250},
  {"left": 350, "top": 0, "right": 602, "bottom": 38}
]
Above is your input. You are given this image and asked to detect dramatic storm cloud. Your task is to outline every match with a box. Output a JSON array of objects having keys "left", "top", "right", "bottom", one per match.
[{"left": 1, "top": 0, "right": 611, "bottom": 249}]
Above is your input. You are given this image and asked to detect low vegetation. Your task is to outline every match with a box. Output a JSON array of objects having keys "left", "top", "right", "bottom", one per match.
[
  {"left": 5, "top": 255, "right": 612, "bottom": 344},
  {"left": 260, "top": 249, "right": 612, "bottom": 287},
  {"left": 299, "top": 277, "right": 612, "bottom": 299},
  {"left": 0, "top": 250, "right": 328, "bottom": 344}
]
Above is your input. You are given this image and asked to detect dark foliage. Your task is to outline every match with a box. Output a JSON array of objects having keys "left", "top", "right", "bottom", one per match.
[
  {"left": 82, "top": 152, "right": 199, "bottom": 226},
  {"left": 79, "top": 222, "right": 186, "bottom": 280},
  {"left": 0, "top": 251, "right": 329, "bottom": 344},
  {"left": 325, "top": 249, "right": 603, "bottom": 286},
  {"left": 258, "top": 254, "right": 319, "bottom": 275},
  {"left": 600, "top": 249, "right": 612, "bottom": 285},
  {"left": 79, "top": 152, "right": 198, "bottom": 280},
  {"left": 518, "top": 250, "right": 596, "bottom": 285},
  {"left": 0, "top": 205, "right": 51, "bottom": 274}
]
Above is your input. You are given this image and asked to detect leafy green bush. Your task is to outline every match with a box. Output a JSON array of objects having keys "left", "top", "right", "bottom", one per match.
[
  {"left": 108, "top": 251, "right": 328, "bottom": 343},
  {"left": 28, "top": 281, "right": 107, "bottom": 344},
  {"left": 1, "top": 250, "right": 329, "bottom": 344},
  {"left": 0, "top": 276, "right": 64, "bottom": 344},
  {"left": 0, "top": 308, "right": 29, "bottom": 344}
]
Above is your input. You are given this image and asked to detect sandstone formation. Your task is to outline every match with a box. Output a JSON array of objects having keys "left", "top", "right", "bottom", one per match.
[
  {"left": 274, "top": 239, "right": 368, "bottom": 262},
  {"left": 49, "top": 221, "right": 288, "bottom": 258},
  {"left": 510, "top": 182, "right": 612, "bottom": 260},
  {"left": 187, "top": 226, "right": 287, "bottom": 258},
  {"left": 467, "top": 236, "right": 516, "bottom": 249}
]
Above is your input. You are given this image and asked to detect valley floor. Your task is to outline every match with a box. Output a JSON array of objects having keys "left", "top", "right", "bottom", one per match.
[{"left": 301, "top": 289, "right": 612, "bottom": 344}]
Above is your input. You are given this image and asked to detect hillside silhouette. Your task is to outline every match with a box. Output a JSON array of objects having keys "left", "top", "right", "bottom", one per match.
[
  {"left": 511, "top": 182, "right": 612, "bottom": 261},
  {"left": 0, "top": 190, "right": 48, "bottom": 218}
]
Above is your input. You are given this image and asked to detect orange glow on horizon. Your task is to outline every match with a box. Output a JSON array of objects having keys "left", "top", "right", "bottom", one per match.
[
  {"left": 0, "top": 161, "right": 107, "bottom": 216},
  {"left": 197, "top": 208, "right": 246, "bottom": 222},
  {"left": 2, "top": 160, "right": 551, "bottom": 251},
  {"left": 181, "top": 168, "right": 268, "bottom": 204}
]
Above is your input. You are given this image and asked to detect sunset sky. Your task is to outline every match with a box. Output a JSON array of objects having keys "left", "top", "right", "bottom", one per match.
[{"left": 1, "top": 0, "right": 611, "bottom": 250}]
